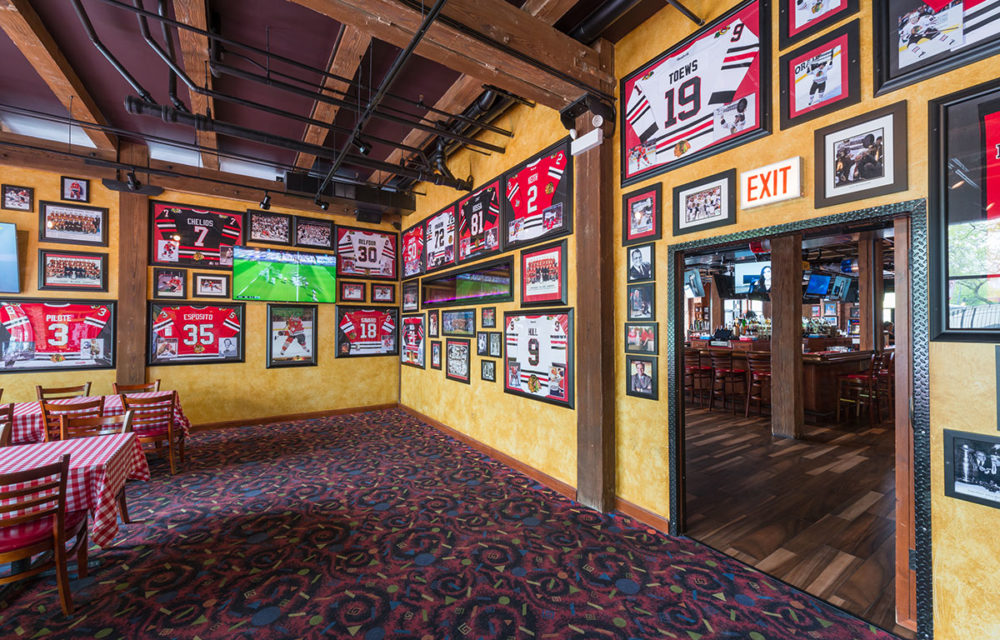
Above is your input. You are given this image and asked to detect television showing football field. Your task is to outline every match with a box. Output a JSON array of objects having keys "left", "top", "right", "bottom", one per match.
[{"left": 233, "top": 247, "right": 337, "bottom": 303}]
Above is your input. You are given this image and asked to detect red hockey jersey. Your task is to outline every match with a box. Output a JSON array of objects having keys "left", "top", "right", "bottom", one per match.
[
  {"left": 1, "top": 302, "right": 110, "bottom": 361},
  {"left": 338, "top": 309, "right": 396, "bottom": 355},
  {"left": 152, "top": 305, "right": 241, "bottom": 359},
  {"left": 504, "top": 151, "right": 568, "bottom": 244}
]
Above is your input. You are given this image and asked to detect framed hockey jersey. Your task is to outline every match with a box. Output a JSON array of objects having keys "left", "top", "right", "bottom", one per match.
[
  {"left": 457, "top": 179, "right": 502, "bottom": 263},
  {"left": 150, "top": 201, "right": 244, "bottom": 269},
  {"left": 424, "top": 206, "right": 456, "bottom": 273},
  {"left": 0, "top": 298, "right": 115, "bottom": 373},
  {"left": 148, "top": 302, "right": 245, "bottom": 365},
  {"left": 502, "top": 139, "right": 573, "bottom": 251},
  {"left": 401, "top": 221, "right": 425, "bottom": 279},
  {"left": 400, "top": 314, "right": 425, "bottom": 368},
  {"left": 503, "top": 308, "right": 574, "bottom": 409},
  {"left": 335, "top": 225, "right": 398, "bottom": 280},
  {"left": 620, "top": 0, "right": 771, "bottom": 185},
  {"left": 336, "top": 305, "right": 399, "bottom": 358}
]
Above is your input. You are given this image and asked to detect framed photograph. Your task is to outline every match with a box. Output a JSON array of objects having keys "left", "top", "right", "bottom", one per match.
[
  {"left": 823, "top": 302, "right": 838, "bottom": 316},
  {"left": 812, "top": 304, "right": 822, "bottom": 317},
  {"left": 627, "top": 283, "right": 655, "bottom": 321},
  {"left": 248, "top": 210, "right": 293, "bottom": 245},
  {"left": 0, "top": 298, "right": 115, "bottom": 373},
  {"left": 266, "top": 304, "right": 317, "bottom": 368},
  {"left": 489, "top": 331, "right": 503, "bottom": 358},
  {"left": 401, "top": 313, "right": 426, "bottom": 368},
  {"left": 481, "top": 307, "right": 497, "bottom": 328},
  {"left": 622, "top": 183, "right": 662, "bottom": 246},
  {"left": 620, "top": 0, "right": 771, "bottom": 185},
  {"left": 930, "top": 80, "right": 1000, "bottom": 340},
  {"left": 814, "top": 101, "right": 907, "bottom": 208},
  {"left": 445, "top": 338, "right": 471, "bottom": 384},
  {"left": 335, "top": 225, "right": 397, "bottom": 280},
  {"left": 441, "top": 308, "right": 476, "bottom": 337},
  {"left": 427, "top": 309, "right": 440, "bottom": 338},
  {"left": 339, "top": 281, "right": 366, "bottom": 303},
  {"left": 424, "top": 206, "right": 456, "bottom": 273},
  {"left": 874, "top": 0, "right": 1000, "bottom": 96},
  {"left": 61, "top": 176, "right": 89, "bottom": 202},
  {"left": 401, "top": 221, "right": 426, "bottom": 279},
  {"left": 672, "top": 170, "right": 737, "bottom": 237},
  {"left": 293, "top": 216, "right": 334, "bottom": 249},
  {"left": 521, "top": 239, "right": 568, "bottom": 306},
  {"left": 336, "top": 306, "right": 399, "bottom": 358},
  {"left": 153, "top": 267, "right": 187, "bottom": 299},
  {"left": 192, "top": 272, "right": 230, "bottom": 298},
  {"left": 502, "top": 138, "right": 573, "bottom": 251},
  {"left": 402, "top": 281, "right": 420, "bottom": 312},
  {"left": 944, "top": 429, "right": 1000, "bottom": 510},
  {"left": 626, "top": 355, "right": 658, "bottom": 400},
  {"left": 430, "top": 340, "right": 442, "bottom": 369},
  {"left": 476, "top": 331, "right": 489, "bottom": 356},
  {"left": 458, "top": 179, "right": 502, "bottom": 263},
  {"left": 850, "top": 306, "right": 860, "bottom": 319},
  {"left": 150, "top": 201, "right": 243, "bottom": 269},
  {"left": 39, "top": 201, "right": 108, "bottom": 247},
  {"left": 148, "top": 302, "right": 244, "bottom": 365},
  {"left": 626, "top": 242, "right": 655, "bottom": 283},
  {"left": 481, "top": 359, "right": 496, "bottom": 382},
  {"left": 779, "top": 21, "right": 861, "bottom": 129},
  {"left": 503, "top": 309, "right": 573, "bottom": 408},
  {"left": 2, "top": 184, "right": 33, "bottom": 211},
  {"left": 38, "top": 249, "right": 107, "bottom": 292},
  {"left": 778, "top": 0, "right": 858, "bottom": 49},
  {"left": 371, "top": 283, "right": 396, "bottom": 304},
  {"left": 625, "top": 322, "right": 659, "bottom": 355}
]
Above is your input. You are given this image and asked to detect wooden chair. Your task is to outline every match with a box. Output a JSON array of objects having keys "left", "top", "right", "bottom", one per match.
[
  {"left": 36, "top": 383, "right": 92, "bottom": 401},
  {"left": 0, "top": 403, "right": 12, "bottom": 447},
  {"left": 112, "top": 380, "right": 161, "bottom": 394},
  {"left": 40, "top": 398, "right": 104, "bottom": 442},
  {"left": 60, "top": 410, "right": 135, "bottom": 524},
  {"left": 684, "top": 348, "right": 712, "bottom": 408},
  {"left": 744, "top": 352, "right": 772, "bottom": 418},
  {"left": 124, "top": 392, "right": 183, "bottom": 475},
  {"left": 836, "top": 351, "right": 891, "bottom": 424},
  {"left": 0, "top": 454, "right": 89, "bottom": 615},
  {"left": 876, "top": 350, "right": 895, "bottom": 420},
  {"left": 709, "top": 351, "right": 747, "bottom": 414}
]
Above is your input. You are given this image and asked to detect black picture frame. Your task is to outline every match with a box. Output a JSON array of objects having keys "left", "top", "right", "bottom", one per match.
[
  {"left": 39, "top": 201, "right": 109, "bottom": 247},
  {"left": 457, "top": 179, "right": 503, "bottom": 264},
  {"left": 503, "top": 308, "right": 574, "bottom": 409},
  {"left": 521, "top": 239, "right": 568, "bottom": 306},
  {"left": 293, "top": 216, "right": 334, "bottom": 249},
  {"left": 334, "top": 224, "right": 398, "bottom": 280},
  {"left": 481, "top": 359, "right": 496, "bottom": 382},
  {"left": 627, "top": 283, "right": 656, "bottom": 321},
  {"left": 672, "top": 170, "right": 738, "bottom": 237},
  {"left": 402, "top": 280, "right": 420, "bottom": 312},
  {"left": 371, "top": 283, "right": 396, "bottom": 304},
  {"left": 779, "top": 21, "right": 862, "bottom": 130},
  {"left": 501, "top": 137, "right": 574, "bottom": 252},
  {"left": 2, "top": 184, "right": 33, "bottom": 211},
  {"left": 401, "top": 313, "right": 426, "bottom": 368},
  {"left": 60, "top": 176, "right": 89, "bottom": 203},
  {"left": 192, "top": 272, "right": 230, "bottom": 298},
  {"left": 622, "top": 183, "right": 663, "bottom": 246},
  {"left": 339, "top": 280, "right": 366, "bottom": 303},
  {"left": 420, "top": 256, "right": 515, "bottom": 309},
  {"left": 441, "top": 308, "right": 476, "bottom": 337},
  {"left": 247, "top": 210, "right": 294, "bottom": 246},
  {"left": 38, "top": 249, "right": 107, "bottom": 292},
  {"left": 874, "top": 0, "right": 1000, "bottom": 96},
  {"left": 430, "top": 340, "right": 442, "bottom": 369},
  {"left": 778, "top": 0, "right": 858, "bottom": 49},
  {"left": 427, "top": 308, "right": 439, "bottom": 338},
  {"left": 401, "top": 220, "right": 426, "bottom": 279},
  {"left": 481, "top": 306, "right": 497, "bottom": 328},
  {"left": 445, "top": 338, "right": 472, "bottom": 384},
  {"left": 153, "top": 267, "right": 187, "bottom": 299},
  {"left": 150, "top": 201, "right": 243, "bottom": 270},
  {"left": 626, "top": 242, "right": 655, "bottom": 283},
  {"left": 335, "top": 306, "right": 400, "bottom": 358},
  {"left": 0, "top": 298, "right": 116, "bottom": 374},
  {"left": 488, "top": 331, "right": 503, "bottom": 358},
  {"left": 625, "top": 322, "right": 659, "bottom": 355},
  {"left": 266, "top": 304, "right": 318, "bottom": 368},
  {"left": 626, "top": 355, "right": 659, "bottom": 400},
  {"left": 476, "top": 331, "right": 489, "bottom": 356},
  {"left": 620, "top": 0, "right": 771, "bottom": 186},
  {"left": 943, "top": 428, "right": 1000, "bottom": 510},
  {"left": 814, "top": 101, "right": 908, "bottom": 208},
  {"left": 147, "top": 301, "right": 245, "bottom": 366}
]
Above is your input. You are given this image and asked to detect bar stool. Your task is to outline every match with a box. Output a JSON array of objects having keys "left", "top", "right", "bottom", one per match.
[
  {"left": 745, "top": 351, "right": 771, "bottom": 418},
  {"left": 684, "top": 348, "right": 712, "bottom": 407},
  {"left": 876, "top": 350, "right": 895, "bottom": 419},
  {"left": 709, "top": 351, "right": 746, "bottom": 414},
  {"left": 836, "top": 351, "right": 889, "bottom": 424}
]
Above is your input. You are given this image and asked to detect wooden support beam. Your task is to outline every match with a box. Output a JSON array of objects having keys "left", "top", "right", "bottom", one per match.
[
  {"left": 520, "top": 0, "right": 577, "bottom": 24},
  {"left": 294, "top": 25, "right": 372, "bottom": 171},
  {"left": 117, "top": 142, "right": 149, "bottom": 386},
  {"left": 858, "top": 232, "right": 885, "bottom": 351},
  {"left": 0, "top": 0, "right": 117, "bottom": 151},
  {"left": 173, "top": 0, "right": 219, "bottom": 170},
  {"left": 771, "top": 233, "right": 804, "bottom": 439}
]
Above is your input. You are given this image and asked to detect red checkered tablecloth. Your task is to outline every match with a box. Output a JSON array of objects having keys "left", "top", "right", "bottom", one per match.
[
  {"left": 0, "top": 433, "right": 151, "bottom": 547},
  {"left": 10, "top": 392, "right": 192, "bottom": 445}
]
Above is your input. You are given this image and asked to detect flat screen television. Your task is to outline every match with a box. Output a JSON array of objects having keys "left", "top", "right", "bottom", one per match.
[
  {"left": 804, "top": 273, "right": 831, "bottom": 297},
  {"left": 421, "top": 257, "right": 514, "bottom": 307},
  {"left": 684, "top": 269, "right": 705, "bottom": 298},
  {"left": 733, "top": 261, "right": 771, "bottom": 295},
  {"left": 827, "top": 275, "right": 852, "bottom": 301},
  {"left": 712, "top": 274, "right": 736, "bottom": 300},
  {"left": 233, "top": 246, "right": 336, "bottom": 303},
  {"left": 0, "top": 223, "right": 19, "bottom": 293}
]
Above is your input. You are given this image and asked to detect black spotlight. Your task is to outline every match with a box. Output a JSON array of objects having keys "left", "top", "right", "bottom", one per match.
[
  {"left": 259, "top": 192, "right": 271, "bottom": 210},
  {"left": 317, "top": 200, "right": 329, "bottom": 211},
  {"left": 126, "top": 171, "right": 140, "bottom": 191},
  {"left": 353, "top": 137, "right": 371, "bottom": 156}
]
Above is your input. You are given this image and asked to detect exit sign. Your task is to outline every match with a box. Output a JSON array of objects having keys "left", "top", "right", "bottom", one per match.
[{"left": 740, "top": 157, "right": 802, "bottom": 209}]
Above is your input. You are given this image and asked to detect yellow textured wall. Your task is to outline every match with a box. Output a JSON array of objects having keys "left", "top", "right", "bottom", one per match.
[{"left": 399, "top": 106, "right": 578, "bottom": 487}]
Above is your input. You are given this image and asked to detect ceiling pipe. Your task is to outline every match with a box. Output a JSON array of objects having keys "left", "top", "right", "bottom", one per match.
[
  {"left": 156, "top": 0, "right": 187, "bottom": 111},
  {"left": 570, "top": 0, "right": 702, "bottom": 44},
  {"left": 70, "top": 0, "right": 155, "bottom": 103},
  {"left": 134, "top": 0, "right": 193, "bottom": 111}
]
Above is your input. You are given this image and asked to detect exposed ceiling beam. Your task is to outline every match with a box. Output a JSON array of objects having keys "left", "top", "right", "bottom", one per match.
[
  {"left": 172, "top": 0, "right": 219, "bottom": 171},
  {"left": 520, "top": 0, "right": 577, "bottom": 24},
  {"left": 0, "top": 0, "right": 117, "bottom": 151},
  {"left": 293, "top": 24, "right": 371, "bottom": 171},
  {"left": 286, "top": 0, "right": 613, "bottom": 110}
]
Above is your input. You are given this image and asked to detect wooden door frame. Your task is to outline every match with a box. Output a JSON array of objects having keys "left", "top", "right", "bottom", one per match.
[{"left": 665, "top": 199, "right": 932, "bottom": 639}]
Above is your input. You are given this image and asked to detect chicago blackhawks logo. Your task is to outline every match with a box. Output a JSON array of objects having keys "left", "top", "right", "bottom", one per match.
[
  {"left": 545, "top": 183, "right": 554, "bottom": 195},
  {"left": 528, "top": 374, "right": 541, "bottom": 393}
]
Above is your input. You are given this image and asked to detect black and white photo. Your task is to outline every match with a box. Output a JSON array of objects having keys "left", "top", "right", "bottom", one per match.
[
  {"left": 944, "top": 429, "right": 1000, "bottom": 510},
  {"left": 446, "top": 338, "right": 471, "bottom": 383},
  {"left": 477, "top": 331, "right": 489, "bottom": 356},
  {"left": 481, "top": 359, "right": 496, "bottom": 382},
  {"left": 627, "top": 283, "right": 655, "bottom": 321},
  {"left": 489, "top": 331, "right": 502, "bottom": 358},
  {"left": 626, "top": 243, "right": 654, "bottom": 283}
]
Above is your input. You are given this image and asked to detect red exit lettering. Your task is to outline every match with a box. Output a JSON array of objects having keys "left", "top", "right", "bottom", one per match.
[{"left": 746, "top": 166, "right": 793, "bottom": 202}]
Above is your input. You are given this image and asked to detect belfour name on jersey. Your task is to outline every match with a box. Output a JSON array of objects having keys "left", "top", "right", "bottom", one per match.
[
  {"left": 668, "top": 59, "right": 698, "bottom": 84},
  {"left": 186, "top": 217, "right": 216, "bottom": 227}
]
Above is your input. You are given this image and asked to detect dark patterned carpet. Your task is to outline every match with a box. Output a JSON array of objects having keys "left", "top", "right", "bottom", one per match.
[{"left": 0, "top": 409, "right": 899, "bottom": 639}]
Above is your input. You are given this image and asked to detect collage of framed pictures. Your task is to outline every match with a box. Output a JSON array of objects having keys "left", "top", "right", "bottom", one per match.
[
  {"left": 192, "top": 272, "right": 230, "bottom": 298},
  {"left": 293, "top": 217, "right": 334, "bottom": 250},
  {"left": 39, "top": 202, "right": 109, "bottom": 246},
  {"left": 622, "top": 183, "right": 662, "bottom": 246},
  {"left": 61, "top": 177, "right": 89, "bottom": 202},
  {"left": 148, "top": 302, "right": 244, "bottom": 365},
  {"left": 340, "top": 281, "right": 366, "bottom": 303},
  {"left": 401, "top": 314, "right": 425, "bottom": 368},
  {"left": 38, "top": 249, "right": 107, "bottom": 292},
  {"left": 445, "top": 338, "right": 471, "bottom": 383},
  {"left": 153, "top": 268, "right": 187, "bottom": 299},
  {"left": 441, "top": 308, "right": 475, "bottom": 336},
  {"left": 0, "top": 298, "right": 115, "bottom": 373},
  {"left": 778, "top": 0, "right": 858, "bottom": 48},
  {"left": 672, "top": 169, "right": 737, "bottom": 236},
  {"left": 626, "top": 355, "right": 658, "bottom": 400},
  {"left": 266, "top": 304, "right": 317, "bottom": 368},
  {"left": 371, "top": 283, "right": 395, "bottom": 304},
  {"left": 401, "top": 221, "right": 425, "bottom": 279},
  {"left": 150, "top": 201, "right": 243, "bottom": 269},
  {"left": 457, "top": 179, "right": 502, "bottom": 263},
  {"left": 336, "top": 225, "right": 398, "bottom": 280},
  {"left": 335, "top": 306, "right": 399, "bottom": 358},
  {"left": 424, "top": 206, "right": 456, "bottom": 273},
  {"left": 2, "top": 185, "right": 33, "bottom": 211},
  {"left": 779, "top": 21, "right": 861, "bottom": 129},
  {"left": 247, "top": 210, "right": 293, "bottom": 246},
  {"left": 521, "top": 239, "right": 567, "bottom": 306},
  {"left": 503, "top": 309, "right": 573, "bottom": 408},
  {"left": 502, "top": 139, "right": 573, "bottom": 251},
  {"left": 402, "top": 281, "right": 419, "bottom": 312},
  {"left": 430, "top": 340, "right": 442, "bottom": 369}
]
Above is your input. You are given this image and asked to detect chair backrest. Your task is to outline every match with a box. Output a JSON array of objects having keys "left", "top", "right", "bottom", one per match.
[
  {"left": 0, "top": 453, "right": 69, "bottom": 534},
  {"left": 60, "top": 410, "right": 132, "bottom": 440},
  {"left": 698, "top": 350, "right": 713, "bottom": 369},
  {"left": 36, "top": 383, "right": 92, "bottom": 401},
  {"left": 684, "top": 348, "right": 701, "bottom": 368},
  {"left": 710, "top": 351, "right": 734, "bottom": 370},
  {"left": 0, "top": 403, "right": 12, "bottom": 447},
  {"left": 123, "top": 391, "right": 176, "bottom": 437},
  {"left": 747, "top": 351, "right": 771, "bottom": 374},
  {"left": 112, "top": 379, "right": 161, "bottom": 394},
  {"left": 40, "top": 398, "right": 104, "bottom": 442}
]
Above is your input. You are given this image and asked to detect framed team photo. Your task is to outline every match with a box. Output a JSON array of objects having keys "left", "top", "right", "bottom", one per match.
[
  {"left": 625, "top": 322, "right": 659, "bottom": 355},
  {"left": 457, "top": 179, "right": 502, "bottom": 263},
  {"left": 814, "top": 101, "right": 907, "bottom": 208},
  {"left": 60, "top": 176, "right": 89, "bottom": 202},
  {"left": 424, "top": 206, "right": 456, "bottom": 273},
  {"left": 336, "top": 305, "right": 399, "bottom": 358},
  {"left": 672, "top": 170, "right": 737, "bottom": 236},
  {"left": 445, "top": 338, "right": 471, "bottom": 384},
  {"left": 502, "top": 138, "right": 573, "bottom": 251},
  {"left": 627, "top": 283, "right": 656, "bottom": 321},
  {"left": 504, "top": 309, "right": 573, "bottom": 408},
  {"left": 401, "top": 221, "right": 426, "bottom": 278},
  {"left": 481, "top": 307, "right": 497, "bottom": 328},
  {"left": 153, "top": 267, "right": 187, "bottom": 299},
  {"left": 778, "top": 0, "right": 858, "bottom": 49},
  {"left": 371, "top": 283, "right": 395, "bottom": 304},
  {"left": 39, "top": 201, "right": 108, "bottom": 247},
  {"left": 477, "top": 331, "right": 489, "bottom": 356},
  {"left": 943, "top": 429, "right": 1000, "bottom": 510},
  {"left": 335, "top": 225, "right": 397, "bottom": 280},
  {"left": 626, "top": 355, "right": 658, "bottom": 400},
  {"left": 427, "top": 309, "right": 439, "bottom": 338},
  {"left": 626, "top": 242, "right": 655, "bottom": 283},
  {"left": 38, "top": 249, "right": 107, "bottom": 292},
  {"left": 402, "top": 281, "right": 420, "bottom": 312},
  {"left": 247, "top": 210, "right": 293, "bottom": 246},
  {"left": 874, "top": 0, "right": 1000, "bottom": 96},
  {"left": 430, "top": 340, "right": 442, "bottom": 369},
  {"left": 622, "top": 183, "right": 662, "bottom": 246},
  {"left": 481, "top": 359, "right": 496, "bottom": 382},
  {"left": 521, "top": 239, "right": 567, "bottom": 306},
  {"left": 0, "top": 298, "right": 115, "bottom": 373},
  {"left": 266, "top": 304, "right": 317, "bottom": 368},
  {"left": 150, "top": 201, "right": 243, "bottom": 269},
  {"left": 339, "top": 280, "right": 366, "bottom": 303},
  {"left": 192, "top": 272, "right": 230, "bottom": 298},
  {"left": 620, "top": 0, "right": 771, "bottom": 185},
  {"left": 441, "top": 308, "right": 475, "bottom": 337},
  {"left": 148, "top": 302, "right": 244, "bottom": 365},
  {"left": 2, "top": 184, "right": 33, "bottom": 211},
  {"left": 779, "top": 21, "right": 861, "bottom": 129},
  {"left": 400, "top": 313, "right": 425, "bottom": 368},
  {"left": 293, "top": 216, "right": 334, "bottom": 249},
  {"left": 489, "top": 331, "right": 503, "bottom": 358}
]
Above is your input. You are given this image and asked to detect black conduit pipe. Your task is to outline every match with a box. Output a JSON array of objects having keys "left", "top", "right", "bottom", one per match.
[
  {"left": 70, "top": 0, "right": 155, "bottom": 103},
  {"left": 156, "top": 0, "right": 188, "bottom": 111},
  {"left": 569, "top": 0, "right": 645, "bottom": 44}
]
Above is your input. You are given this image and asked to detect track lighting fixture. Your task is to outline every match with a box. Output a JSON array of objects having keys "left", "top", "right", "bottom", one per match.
[
  {"left": 316, "top": 200, "right": 329, "bottom": 211},
  {"left": 126, "top": 170, "right": 140, "bottom": 191},
  {"left": 259, "top": 192, "right": 271, "bottom": 210},
  {"left": 352, "top": 137, "right": 371, "bottom": 156}
]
